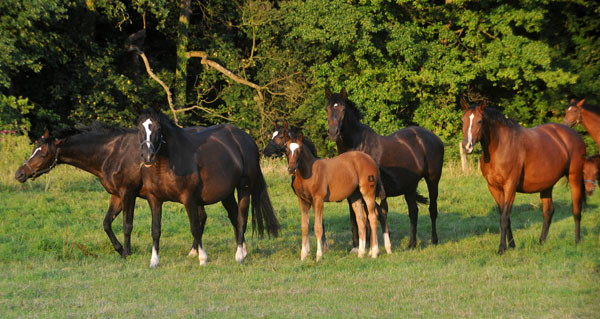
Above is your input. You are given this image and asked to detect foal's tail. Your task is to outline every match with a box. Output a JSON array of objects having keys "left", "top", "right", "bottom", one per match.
[{"left": 251, "top": 168, "right": 281, "bottom": 238}]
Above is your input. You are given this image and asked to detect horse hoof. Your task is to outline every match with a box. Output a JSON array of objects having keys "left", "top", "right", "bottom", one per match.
[
  {"left": 188, "top": 248, "right": 199, "bottom": 257},
  {"left": 316, "top": 254, "right": 322, "bottom": 262},
  {"left": 149, "top": 261, "right": 158, "bottom": 269},
  {"left": 349, "top": 247, "right": 359, "bottom": 254},
  {"left": 235, "top": 245, "right": 245, "bottom": 264}
]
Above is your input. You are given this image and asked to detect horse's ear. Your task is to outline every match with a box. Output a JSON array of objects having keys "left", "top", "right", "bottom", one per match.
[
  {"left": 55, "top": 138, "right": 64, "bottom": 146},
  {"left": 273, "top": 120, "right": 278, "bottom": 129},
  {"left": 340, "top": 88, "right": 347, "bottom": 99},
  {"left": 297, "top": 131, "right": 303, "bottom": 143},
  {"left": 152, "top": 102, "right": 160, "bottom": 113},
  {"left": 577, "top": 99, "right": 585, "bottom": 108},
  {"left": 570, "top": 98, "right": 576, "bottom": 104},
  {"left": 460, "top": 98, "right": 469, "bottom": 111},
  {"left": 480, "top": 100, "right": 488, "bottom": 110},
  {"left": 325, "top": 87, "right": 332, "bottom": 100},
  {"left": 283, "top": 120, "right": 290, "bottom": 142},
  {"left": 283, "top": 120, "right": 289, "bottom": 130},
  {"left": 42, "top": 128, "right": 50, "bottom": 138}
]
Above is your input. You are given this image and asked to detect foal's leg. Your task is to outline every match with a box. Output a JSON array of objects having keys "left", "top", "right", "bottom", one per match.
[
  {"left": 298, "top": 199, "right": 311, "bottom": 261},
  {"left": 539, "top": 188, "right": 554, "bottom": 244},
  {"left": 147, "top": 197, "right": 163, "bottom": 268},
  {"left": 363, "top": 195, "right": 379, "bottom": 258},
  {"left": 313, "top": 198, "right": 326, "bottom": 262},
  {"left": 347, "top": 200, "right": 360, "bottom": 253},
  {"left": 377, "top": 199, "right": 392, "bottom": 254},
  {"left": 350, "top": 193, "right": 368, "bottom": 258},
  {"left": 103, "top": 195, "right": 125, "bottom": 256},
  {"left": 405, "top": 191, "right": 419, "bottom": 249}
]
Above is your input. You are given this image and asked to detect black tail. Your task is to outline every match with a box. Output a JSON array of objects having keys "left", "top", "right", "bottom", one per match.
[
  {"left": 251, "top": 168, "right": 280, "bottom": 237},
  {"left": 416, "top": 192, "right": 428, "bottom": 205}
]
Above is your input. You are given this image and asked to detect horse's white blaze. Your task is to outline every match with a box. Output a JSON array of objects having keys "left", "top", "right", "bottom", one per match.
[
  {"left": 384, "top": 233, "right": 392, "bottom": 254},
  {"left": 289, "top": 142, "right": 299, "bottom": 155},
  {"left": 149, "top": 246, "right": 159, "bottom": 268},
  {"left": 567, "top": 106, "right": 574, "bottom": 111},
  {"left": 466, "top": 113, "right": 475, "bottom": 152},
  {"left": 142, "top": 119, "right": 153, "bottom": 144},
  {"left": 334, "top": 103, "right": 338, "bottom": 107},
  {"left": 198, "top": 246, "right": 207, "bottom": 266},
  {"left": 235, "top": 244, "right": 245, "bottom": 264},
  {"left": 271, "top": 131, "right": 278, "bottom": 139},
  {"left": 29, "top": 147, "right": 42, "bottom": 160},
  {"left": 358, "top": 239, "right": 366, "bottom": 258}
]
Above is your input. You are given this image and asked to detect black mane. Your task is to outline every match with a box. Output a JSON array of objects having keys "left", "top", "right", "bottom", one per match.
[
  {"left": 342, "top": 97, "right": 365, "bottom": 123},
  {"left": 53, "top": 123, "right": 135, "bottom": 140},
  {"left": 482, "top": 107, "right": 519, "bottom": 129},
  {"left": 582, "top": 103, "right": 600, "bottom": 115}
]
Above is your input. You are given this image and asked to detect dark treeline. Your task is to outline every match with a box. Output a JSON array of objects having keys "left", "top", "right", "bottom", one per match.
[{"left": 1, "top": 0, "right": 598, "bottom": 157}]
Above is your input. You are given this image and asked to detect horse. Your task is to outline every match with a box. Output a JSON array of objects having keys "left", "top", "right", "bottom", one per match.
[
  {"left": 461, "top": 101, "right": 586, "bottom": 254},
  {"left": 262, "top": 120, "right": 318, "bottom": 157},
  {"left": 563, "top": 99, "right": 600, "bottom": 149},
  {"left": 583, "top": 155, "right": 600, "bottom": 196},
  {"left": 325, "top": 88, "right": 444, "bottom": 250},
  {"left": 283, "top": 129, "right": 385, "bottom": 260},
  {"left": 14, "top": 124, "right": 204, "bottom": 258},
  {"left": 137, "top": 107, "right": 280, "bottom": 267}
]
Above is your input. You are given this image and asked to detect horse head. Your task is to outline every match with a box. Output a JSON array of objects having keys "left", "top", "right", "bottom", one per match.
[
  {"left": 284, "top": 122, "right": 304, "bottom": 175},
  {"left": 583, "top": 155, "right": 600, "bottom": 196},
  {"left": 563, "top": 99, "right": 585, "bottom": 127},
  {"left": 461, "top": 100, "right": 486, "bottom": 154},
  {"left": 262, "top": 121, "right": 287, "bottom": 157},
  {"left": 325, "top": 87, "right": 349, "bottom": 141},
  {"left": 15, "top": 129, "right": 62, "bottom": 182},
  {"left": 137, "top": 107, "right": 164, "bottom": 166}
]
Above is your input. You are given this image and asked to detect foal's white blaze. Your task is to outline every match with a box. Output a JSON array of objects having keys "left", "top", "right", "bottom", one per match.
[
  {"left": 235, "top": 244, "right": 245, "bottom": 264},
  {"left": 142, "top": 119, "right": 153, "bottom": 144},
  {"left": 271, "top": 131, "right": 279, "bottom": 139},
  {"left": 384, "top": 232, "right": 392, "bottom": 254},
  {"left": 198, "top": 246, "right": 207, "bottom": 266},
  {"left": 465, "top": 113, "right": 475, "bottom": 153},
  {"left": 149, "top": 246, "right": 159, "bottom": 268},
  {"left": 29, "top": 147, "right": 42, "bottom": 160},
  {"left": 289, "top": 142, "right": 299, "bottom": 155}
]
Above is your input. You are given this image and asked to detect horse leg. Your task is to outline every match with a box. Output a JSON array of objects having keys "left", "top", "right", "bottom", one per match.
[
  {"left": 236, "top": 186, "right": 251, "bottom": 263},
  {"left": 539, "top": 188, "right": 554, "bottom": 244},
  {"left": 347, "top": 200, "right": 360, "bottom": 253},
  {"left": 183, "top": 199, "right": 208, "bottom": 266},
  {"left": 298, "top": 199, "right": 311, "bottom": 261},
  {"left": 363, "top": 195, "right": 379, "bottom": 259},
  {"left": 426, "top": 178, "right": 440, "bottom": 245},
  {"left": 103, "top": 195, "right": 124, "bottom": 256},
  {"left": 313, "top": 198, "right": 326, "bottom": 262},
  {"left": 147, "top": 197, "right": 163, "bottom": 268},
  {"left": 568, "top": 170, "right": 584, "bottom": 243},
  {"left": 121, "top": 193, "right": 135, "bottom": 256},
  {"left": 377, "top": 199, "right": 391, "bottom": 254},
  {"left": 405, "top": 192, "right": 419, "bottom": 249},
  {"left": 350, "top": 194, "right": 368, "bottom": 258},
  {"left": 498, "top": 186, "right": 516, "bottom": 255}
]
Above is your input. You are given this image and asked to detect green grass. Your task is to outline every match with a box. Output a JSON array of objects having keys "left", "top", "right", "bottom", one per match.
[{"left": 1, "top": 136, "right": 599, "bottom": 318}]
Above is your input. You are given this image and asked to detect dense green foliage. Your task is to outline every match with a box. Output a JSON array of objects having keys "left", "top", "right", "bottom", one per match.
[
  {"left": 1, "top": 135, "right": 599, "bottom": 317},
  {"left": 1, "top": 0, "right": 598, "bottom": 156}
]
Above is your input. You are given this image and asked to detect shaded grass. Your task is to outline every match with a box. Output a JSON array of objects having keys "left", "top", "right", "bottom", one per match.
[{"left": 0, "top": 145, "right": 599, "bottom": 318}]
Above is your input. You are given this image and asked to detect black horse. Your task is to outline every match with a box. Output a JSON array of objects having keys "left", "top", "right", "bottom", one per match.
[
  {"left": 14, "top": 124, "right": 204, "bottom": 258},
  {"left": 325, "top": 88, "right": 444, "bottom": 249},
  {"left": 137, "top": 107, "right": 279, "bottom": 267},
  {"left": 262, "top": 120, "right": 318, "bottom": 157}
]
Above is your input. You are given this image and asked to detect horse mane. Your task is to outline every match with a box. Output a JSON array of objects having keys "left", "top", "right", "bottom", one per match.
[
  {"left": 343, "top": 98, "right": 365, "bottom": 123},
  {"left": 53, "top": 123, "right": 135, "bottom": 139},
  {"left": 482, "top": 107, "right": 519, "bottom": 129},
  {"left": 582, "top": 103, "right": 600, "bottom": 115}
]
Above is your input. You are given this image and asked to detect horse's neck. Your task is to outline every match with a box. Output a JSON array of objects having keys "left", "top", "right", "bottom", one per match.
[
  {"left": 339, "top": 121, "right": 369, "bottom": 151},
  {"left": 296, "top": 147, "right": 318, "bottom": 179},
  {"left": 581, "top": 110, "right": 600, "bottom": 145},
  {"left": 59, "top": 134, "right": 123, "bottom": 177},
  {"left": 481, "top": 122, "right": 517, "bottom": 162}
]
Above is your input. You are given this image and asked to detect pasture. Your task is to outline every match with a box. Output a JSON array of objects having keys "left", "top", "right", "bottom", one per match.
[{"left": 1, "top": 136, "right": 599, "bottom": 318}]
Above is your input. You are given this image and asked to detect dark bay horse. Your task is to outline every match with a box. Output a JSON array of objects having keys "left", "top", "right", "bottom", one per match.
[
  {"left": 325, "top": 88, "right": 444, "bottom": 250},
  {"left": 262, "top": 120, "right": 318, "bottom": 157},
  {"left": 563, "top": 99, "right": 600, "bottom": 149},
  {"left": 583, "top": 155, "right": 600, "bottom": 195},
  {"left": 137, "top": 107, "right": 279, "bottom": 267},
  {"left": 284, "top": 131, "right": 385, "bottom": 260},
  {"left": 14, "top": 124, "right": 204, "bottom": 258},
  {"left": 461, "top": 101, "right": 586, "bottom": 254}
]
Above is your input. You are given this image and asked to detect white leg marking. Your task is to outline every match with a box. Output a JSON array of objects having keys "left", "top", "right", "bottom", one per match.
[
  {"left": 149, "top": 246, "right": 159, "bottom": 268},
  {"left": 188, "top": 247, "right": 198, "bottom": 257},
  {"left": 358, "top": 239, "right": 366, "bottom": 258},
  {"left": 198, "top": 246, "right": 207, "bottom": 266},
  {"left": 316, "top": 239, "right": 323, "bottom": 262},
  {"left": 369, "top": 244, "right": 379, "bottom": 259},
  {"left": 300, "top": 242, "right": 309, "bottom": 261},
  {"left": 384, "top": 233, "right": 392, "bottom": 254},
  {"left": 235, "top": 244, "right": 245, "bottom": 264}
]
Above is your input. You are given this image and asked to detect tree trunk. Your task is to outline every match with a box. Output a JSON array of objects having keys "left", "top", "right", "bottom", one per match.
[{"left": 175, "top": 0, "right": 191, "bottom": 109}]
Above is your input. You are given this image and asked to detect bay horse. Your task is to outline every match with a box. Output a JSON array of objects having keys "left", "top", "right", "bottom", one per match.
[
  {"left": 325, "top": 88, "right": 444, "bottom": 250},
  {"left": 14, "top": 124, "right": 203, "bottom": 258},
  {"left": 283, "top": 130, "right": 385, "bottom": 260},
  {"left": 262, "top": 120, "right": 318, "bottom": 157},
  {"left": 583, "top": 155, "right": 600, "bottom": 196},
  {"left": 137, "top": 107, "right": 279, "bottom": 267},
  {"left": 563, "top": 99, "right": 600, "bottom": 149},
  {"left": 461, "top": 101, "right": 586, "bottom": 254}
]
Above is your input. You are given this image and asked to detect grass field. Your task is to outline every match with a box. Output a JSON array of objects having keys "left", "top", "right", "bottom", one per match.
[{"left": 1, "top": 136, "right": 599, "bottom": 318}]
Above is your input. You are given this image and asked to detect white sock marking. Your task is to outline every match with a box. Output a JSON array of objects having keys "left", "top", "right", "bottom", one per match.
[
  {"left": 235, "top": 245, "right": 245, "bottom": 264},
  {"left": 198, "top": 246, "right": 207, "bottom": 266},
  {"left": 384, "top": 233, "right": 392, "bottom": 254},
  {"left": 358, "top": 239, "right": 366, "bottom": 258},
  {"left": 150, "top": 246, "right": 159, "bottom": 268}
]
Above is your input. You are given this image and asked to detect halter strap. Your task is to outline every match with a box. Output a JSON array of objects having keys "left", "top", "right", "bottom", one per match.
[
  {"left": 140, "top": 138, "right": 164, "bottom": 157},
  {"left": 584, "top": 179, "right": 596, "bottom": 185},
  {"left": 23, "top": 148, "right": 60, "bottom": 180}
]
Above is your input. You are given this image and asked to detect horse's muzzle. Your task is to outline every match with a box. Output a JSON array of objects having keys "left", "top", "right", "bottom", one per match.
[
  {"left": 14, "top": 168, "right": 28, "bottom": 183},
  {"left": 462, "top": 139, "right": 474, "bottom": 154},
  {"left": 327, "top": 127, "right": 339, "bottom": 141}
]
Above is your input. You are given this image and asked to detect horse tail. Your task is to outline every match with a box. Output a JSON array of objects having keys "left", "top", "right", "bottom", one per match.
[
  {"left": 416, "top": 192, "right": 429, "bottom": 205},
  {"left": 375, "top": 171, "right": 386, "bottom": 201},
  {"left": 251, "top": 168, "right": 280, "bottom": 238}
]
